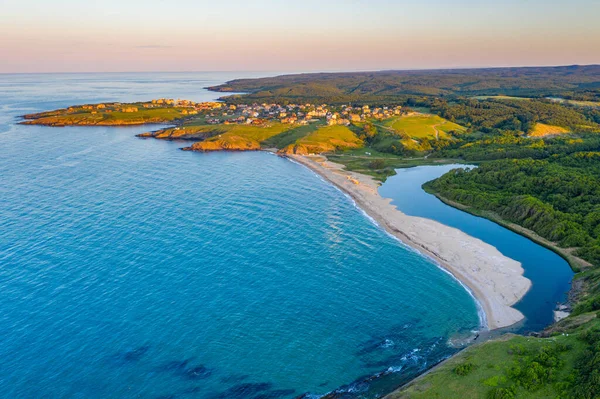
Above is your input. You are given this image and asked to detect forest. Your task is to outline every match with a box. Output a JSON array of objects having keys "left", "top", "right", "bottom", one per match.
[
  {"left": 425, "top": 155, "right": 600, "bottom": 264},
  {"left": 428, "top": 98, "right": 600, "bottom": 134},
  {"left": 209, "top": 65, "right": 600, "bottom": 105},
  {"left": 341, "top": 97, "right": 600, "bottom": 159}
]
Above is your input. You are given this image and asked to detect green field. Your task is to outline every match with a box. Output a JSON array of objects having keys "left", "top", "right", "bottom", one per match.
[
  {"left": 147, "top": 125, "right": 230, "bottom": 139},
  {"left": 23, "top": 103, "right": 192, "bottom": 126},
  {"left": 385, "top": 114, "right": 466, "bottom": 140},
  {"left": 219, "top": 123, "right": 293, "bottom": 142},
  {"left": 389, "top": 314, "right": 599, "bottom": 399},
  {"left": 189, "top": 123, "right": 295, "bottom": 151},
  {"left": 261, "top": 122, "right": 324, "bottom": 148},
  {"left": 473, "top": 95, "right": 532, "bottom": 101},
  {"left": 283, "top": 124, "right": 363, "bottom": 154},
  {"left": 327, "top": 150, "right": 456, "bottom": 180}
]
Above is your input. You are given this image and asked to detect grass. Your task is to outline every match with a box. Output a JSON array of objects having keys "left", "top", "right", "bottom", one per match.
[
  {"left": 144, "top": 125, "right": 230, "bottom": 139},
  {"left": 219, "top": 123, "right": 292, "bottom": 142},
  {"left": 189, "top": 123, "right": 294, "bottom": 151},
  {"left": 23, "top": 105, "right": 190, "bottom": 126},
  {"left": 283, "top": 125, "right": 363, "bottom": 154},
  {"left": 388, "top": 314, "right": 600, "bottom": 399},
  {"left": 473, "top": 95, "right": 532, "bottom": 101},
  {"left": 566, "top": 100, "right": 600, "bottom": 108},
  {"left": 385, "top": 114, "right": 466, "bottom": 140},
  {"left": 529, "top": 123, "right": 570, "bottom": 137},
  {"left": 547, "top": 98, "right": 600, "bottom": 108},
  {"left": 471, "top": 96, "right": 600, "bottom": 109},
  {"left": 327, "top": 150, "right": 461, "bottom": 181},
  {"left": 261, "top": 121, "right": 324, "bottom": 148}
]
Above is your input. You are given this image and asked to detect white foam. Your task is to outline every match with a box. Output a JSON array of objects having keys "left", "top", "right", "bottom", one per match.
[{"left": 285, "top": 156, "right": 487, "bottom": 330}]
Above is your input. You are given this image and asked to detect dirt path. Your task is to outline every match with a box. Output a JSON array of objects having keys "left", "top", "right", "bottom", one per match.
[
  {"left": 432, "top": 123, "right": 442, "bottom": 140},
  {"left": 327, "top": 154, "right": 427, "bottom": 160}
]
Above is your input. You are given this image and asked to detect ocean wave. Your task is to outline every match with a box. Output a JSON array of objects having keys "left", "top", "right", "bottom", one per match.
[{"left": 284, "top": 156, "right": 487, "bottom": 331}]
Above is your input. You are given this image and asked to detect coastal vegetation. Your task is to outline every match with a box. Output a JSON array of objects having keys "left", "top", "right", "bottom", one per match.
[
  {"left": 261, "top": 121, "right": 325, "bottom": 148},
  {"left": 528, "top": 123, "right": 570, "bottom": 137},
  {"left": 21, "top": 99, "right": 220, "bottom": 126},
  {"left": 182, "top": 123, "right": 293, "bottom": 152},
  {"left": 280, "top": 125, "right": 363, "bottom": 155},
  {"left": 427, "top": 98, "right": 599, "bottom": 135},
  {"left": 209, "top": 65, "right": 600, "bottom": 105},
  {"left": 138, "top": 125, "right": 230, "bottom": 140},
  {"left": 22, "top": 65, "right": 600, "bottom": 399},
  {"left": 388, "top": 315, "right": 600, "bottom": 399},
  {"left": 384, "top": 114, "right": 466, "bottom": 140},
  {"left": 423, "top": 155, "right": 600, "bottom": 268}
]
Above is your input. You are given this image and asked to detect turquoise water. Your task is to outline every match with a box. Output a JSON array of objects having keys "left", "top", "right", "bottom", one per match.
[
  {"left": 0, "top": 74, "right": 480, "bottom": 398},
  {"left": 380, "top": 165, "right": 574, "bottom": 332}
]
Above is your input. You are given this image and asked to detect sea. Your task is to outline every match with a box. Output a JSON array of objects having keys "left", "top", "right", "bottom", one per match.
[{"left": 0, "top": 72, "right": 566, "bottom": 399}]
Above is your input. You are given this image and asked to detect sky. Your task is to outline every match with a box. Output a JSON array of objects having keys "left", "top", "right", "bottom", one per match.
[{"left": 1, "top": 0, "right": 599, "bottom": 73}]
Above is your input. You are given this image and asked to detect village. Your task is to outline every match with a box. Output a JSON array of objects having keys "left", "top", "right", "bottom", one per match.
[
  {"left": 201, "top": 101, "right": 404, "bottom": 126},
  {"left": 62, "top": 98, "right": 405, "bottom": 127}
]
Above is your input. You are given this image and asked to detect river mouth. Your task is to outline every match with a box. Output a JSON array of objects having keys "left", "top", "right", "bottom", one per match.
[{"left": 379, "top": 164, "right": 574, "bottom": 333}]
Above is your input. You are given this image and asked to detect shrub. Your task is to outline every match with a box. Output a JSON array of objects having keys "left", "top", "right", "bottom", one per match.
[
  {"left": 487, "top": 386, "right": 517, "bottom": 399},
  {"left": 454, "top": 362, "right": 476, "bottom": 376},
  {"left": 368, "top": 159, "right": 385, "bottom": 169}
]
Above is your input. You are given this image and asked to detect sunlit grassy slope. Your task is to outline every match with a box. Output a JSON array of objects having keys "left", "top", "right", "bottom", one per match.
[
  {"left": 186, "top": 123, "right": 294, "bottom": 151},
  {"left": 529, "top": 123, "right": 571, "bottom": 137},
  {"left": 261, "top": 122, "right": 324, "bottom": 148},
  {"left": 281, "top": 125, "right": 363, "bottom": 154},
  {"left": 23, "top": 105, "right": 190, "bottom": 126},
  {"left": 385, "top": 114, "right": 466, "bottom": 140},
  {"left": 387, "top": 314, "right": 599, "bottom": 399}
]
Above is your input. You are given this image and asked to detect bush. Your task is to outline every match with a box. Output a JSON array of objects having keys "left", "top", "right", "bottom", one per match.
[
  {"left": 487, "top": 386, "right": 517, "bottom": 399},
  {"left": 368, "top": 159, "right": 385, "bottom": 169},
  {"left": 573, "top": 294, "right": 600, "bottom": 315},
  {"left": 454, "top": 362, "right": 476, "bottom": 376}
]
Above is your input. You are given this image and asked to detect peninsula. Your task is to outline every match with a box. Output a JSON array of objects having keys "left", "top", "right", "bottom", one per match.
[{"left": 21, "top": 99, "right": 224, "bottom": 126}]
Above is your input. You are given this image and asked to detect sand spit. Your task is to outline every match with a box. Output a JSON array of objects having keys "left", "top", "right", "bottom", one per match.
[{"left": 290, "top": 155, "right": 531, "bottom": 330}]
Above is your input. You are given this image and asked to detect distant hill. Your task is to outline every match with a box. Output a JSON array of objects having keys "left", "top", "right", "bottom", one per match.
[{"left": 209, "top": 65, "right": 600, "bottom": 105}]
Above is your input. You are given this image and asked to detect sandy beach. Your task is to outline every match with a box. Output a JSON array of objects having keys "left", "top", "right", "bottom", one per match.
[{"left": 290, "top": 154, "right": 532, "bottom": 330}]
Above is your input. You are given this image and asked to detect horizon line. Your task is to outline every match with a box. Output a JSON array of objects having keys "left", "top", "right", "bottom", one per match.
[{"left": 2, "top": 63, "right": 599, "bottom": 76}]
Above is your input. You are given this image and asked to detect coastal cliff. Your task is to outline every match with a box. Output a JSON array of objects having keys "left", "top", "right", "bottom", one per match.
[{"left": 182, "top": 136, "right": 262, "bottom": 152}]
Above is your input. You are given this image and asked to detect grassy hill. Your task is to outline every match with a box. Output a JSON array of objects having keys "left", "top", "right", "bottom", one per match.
[
  {"left": 384, "top": 114, "right": 466, "bottom": 140},
  {"left": 528, "top": 123, "right": 571, "bottom": 137},
  {"left": 22, "top": 102, "right": 192, "bottom": 126},
  {"left": 209, "top": 65, "right": 600, "bottom": 105},
  {"left": 387, "top": 313, "right": 600, "bottom": 399},
  {"left": 261, "top": 122, "right": 325, "bottom": 148},
  {"left": 280, "top": 125, "right": 364, "bottom": 155},
  {"left": 183, "top": 123, "right": 294, "bottom": 152}
]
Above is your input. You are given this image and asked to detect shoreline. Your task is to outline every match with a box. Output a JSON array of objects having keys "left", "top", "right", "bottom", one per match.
[
  {"left": 290, "top": 156, "right": 490, "bottom": 329},
  {"left": 423, "top": 189, "right": 591, "bottom": 273},
  {"left": 288, "top": 154, "right": 532, "bottom": 330}
]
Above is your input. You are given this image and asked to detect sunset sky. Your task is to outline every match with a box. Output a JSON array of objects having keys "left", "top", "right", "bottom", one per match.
[{"left": 2, "top": 0, "right": 599, "bottom": 73}]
